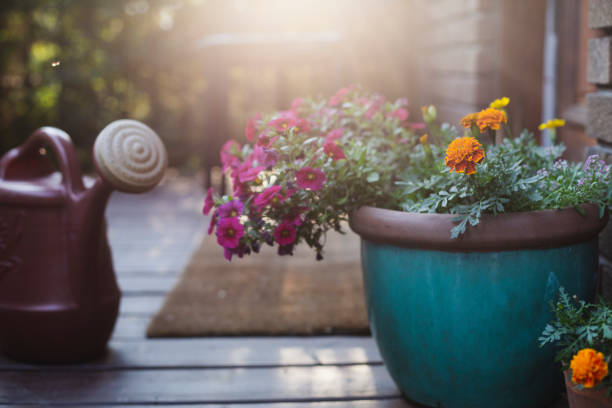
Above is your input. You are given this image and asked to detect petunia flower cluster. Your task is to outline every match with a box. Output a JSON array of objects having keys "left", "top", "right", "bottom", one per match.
[{"left": 203, "top": 86, "right": 420, "bottom": 260}]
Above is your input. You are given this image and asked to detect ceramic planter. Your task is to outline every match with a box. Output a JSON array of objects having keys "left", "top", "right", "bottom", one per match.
[
  {"left": 564, "top": 369, "right": 612, "bottom": 408},
  {"left": 349, "top": 205, "right": 608, "bottom": 408}
]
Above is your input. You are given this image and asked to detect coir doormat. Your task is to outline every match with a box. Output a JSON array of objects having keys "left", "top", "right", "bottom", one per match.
[{"left": 146, "top": 228, "right": 369, "bottom": 337}]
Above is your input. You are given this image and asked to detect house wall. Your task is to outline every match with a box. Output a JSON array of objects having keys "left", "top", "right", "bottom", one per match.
[
  {"left": 414, "top": 0, "right": 546, "bottom": 135},
  {"left": 586, "top": 0, "right": 612, "bottom": 298}
]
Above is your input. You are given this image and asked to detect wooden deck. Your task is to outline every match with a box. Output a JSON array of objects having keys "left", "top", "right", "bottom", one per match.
[{"left": 0, "top": 175, "right": 567, "bottom": 407}]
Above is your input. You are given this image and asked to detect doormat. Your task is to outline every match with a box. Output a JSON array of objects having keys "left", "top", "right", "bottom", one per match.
[{"left": 146, "top": 228, "right": 369, "bottom": 337}]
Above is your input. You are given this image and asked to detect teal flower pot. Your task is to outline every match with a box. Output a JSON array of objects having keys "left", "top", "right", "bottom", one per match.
[{"left": 349, "top": 205, "right": 608, "bottom": 408}]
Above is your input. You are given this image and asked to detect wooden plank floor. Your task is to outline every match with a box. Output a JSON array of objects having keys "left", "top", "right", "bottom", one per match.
[{"left": 0, "top": 174, "right": 568, "bottom": 407}]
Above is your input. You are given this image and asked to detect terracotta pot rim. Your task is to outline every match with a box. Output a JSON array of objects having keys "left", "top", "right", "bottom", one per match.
[
  {"left": 563, "top": 369, "right": 612, "bottom": 405},
  {"left": 348, "top": 204, "right": 609, "bottom": 252}
]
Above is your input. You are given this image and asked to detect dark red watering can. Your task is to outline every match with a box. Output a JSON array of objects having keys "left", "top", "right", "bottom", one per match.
[{"left": 0, "top": 120, "right": 167, "bottom": 363}]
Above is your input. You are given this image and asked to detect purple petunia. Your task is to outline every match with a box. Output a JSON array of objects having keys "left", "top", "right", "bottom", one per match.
[{"left": 218, "top": 200, "right": 244, "bottom": 219}]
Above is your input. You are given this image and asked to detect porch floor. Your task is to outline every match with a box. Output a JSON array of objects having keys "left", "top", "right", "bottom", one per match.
[{"left": 0, "top": 174, "right": 567, "bottom": 407}]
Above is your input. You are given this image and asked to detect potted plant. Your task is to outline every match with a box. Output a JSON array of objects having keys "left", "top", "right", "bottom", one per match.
[
  {"left": 540, "top": 288, "right": 612, "bottom": 407},
  {"left": 203, "top": 87, "right": 611, "bottom": 407}
]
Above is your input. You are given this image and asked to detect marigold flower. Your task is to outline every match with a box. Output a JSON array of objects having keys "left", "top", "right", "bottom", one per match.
[
  {"left": 570, "top": 348, "right": 608, "bottom": 388},
  {"left": 476, "top": 108, "right": 507, "bottom": 132},
  {"left": 296, "top": 167, "right": 326, "bottom": 191},
  {"left": 444, "top": 137, "right": 485, "bottom": 175},
  {"left": 419, "top": 134, "right": 429, "bottom": 145},
  {"left": 538, "top": 118, "right": 566, "bottom": 130},
  {"left": 489, "top": 97, "right": 510, "bottom": 109},
  {"left": 460, "top": 112, "right": 479, "bottom": 129}
]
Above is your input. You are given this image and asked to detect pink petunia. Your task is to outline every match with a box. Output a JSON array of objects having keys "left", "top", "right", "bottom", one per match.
[
  {"left": 202, "top": 187, "right": 214, "bottom": 215},
  {"left": 284, "top": 212, "right": 303, "bottom": 227},
  {"left": 290, "top": 97, "right": 303, "bottom": 113},
  {"left": 254, "top": 185, "right": 286, "bottom": 209},
  {"left": 274, "top": 221, "right": 297, "bottom": 246},
  {"left": 396, "top": 98, "right": 409, "bottom": 107},
  {"left": 323, "top": 141, "right": 346, "bottom": 160},
  {"left": 268, "top": 115, "right": 298, "bottom": 132},
  {"left": 407, "top": 122, "right": 426, "bottom": 130},
  {"left": 329, "top": 87, "right": 350, "bottom": 106},
  {"left": 245, "top": 113, "right": 261, "bottom": 142},
  {"left": 220, "top": 140, "right": 242, "bottom": 171},
  {"left": 388, "top": 108, "right": 410, "bottom": 121},
  {"left": 268, "top": 112, "right": 310, "bottom": 133},
  {"left": 256, "top": 132, "right": 278, "bottom": 148},
  {"left": 207, "top": 210, "right": 218, "bottom": 235},
  {"left": 216, "top": 217, "right": 244, "bottom": 249},
  {"left": 235, "top": 160, "right": 264, "bottom": 183},
  {"left": 296, "top": 167, "right": 325, "bottom": 191},
  {"left": 324, "top": 128, "right": 344, "bottom": 143},
  {"left": 365, "top": 94, "right": 386, "bottom": 119},
  {"left": 252, "top": 146, "right": 278, "bottom": 168}
]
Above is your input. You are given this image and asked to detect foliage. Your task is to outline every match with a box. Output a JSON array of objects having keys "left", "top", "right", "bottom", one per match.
[
  {"left": 398, "top": 106, "right": 611, "bottom": 238},
  {"left": 205, "top": 90, "right": 612, "bottom": 260},
  {"left": 0, "top": 0, "right": 214, "bottom": 169},
  {"left": 204, "top": 86, "right": 419, "bottom": 260},
  {"left": 539, "top": 288, "right": 612, "bottom": 391}
]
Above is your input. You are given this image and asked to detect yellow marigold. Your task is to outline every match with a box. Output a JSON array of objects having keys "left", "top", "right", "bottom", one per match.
[
  {"left": 476, "top": 108, "right": 507, "bottom": 132},
  {"left": 538, "top": 118, "right": 566, "bottom": 130},
  {"left": 444, "top": 136, "right": 485, "bottom": 175},
  {"left": 419, "top": 134, "right": 429, "bottom": 145},
  {"left": 489, "top": 97, "right": 510, "bottom": 109},
  {"left": 461, "top": 112, "right": 479, "bottom": 128},
  {"left": 570, "top": 348, "right": 609, "bottom": 388}
]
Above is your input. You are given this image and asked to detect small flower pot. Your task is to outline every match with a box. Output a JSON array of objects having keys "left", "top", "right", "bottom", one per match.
[
  {"left": 564, "top": 369, "right": 612, "bottom": 408},
  {"left": 349, "top": 205, "right": 608, "bottom": 408}
]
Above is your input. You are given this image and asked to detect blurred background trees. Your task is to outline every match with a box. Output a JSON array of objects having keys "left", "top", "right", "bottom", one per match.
[{"left": 0, "top": 0, "right": 416, "bottom": 172}]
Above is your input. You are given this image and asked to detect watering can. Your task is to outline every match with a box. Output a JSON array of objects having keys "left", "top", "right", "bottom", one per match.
[{"left": 0, "top": 120, "right": 167, "bottom": 363}]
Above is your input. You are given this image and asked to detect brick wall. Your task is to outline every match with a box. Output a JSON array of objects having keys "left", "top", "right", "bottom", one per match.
[
  {"left": 414, "top": 0, "right": 546, "bottom": 134},
  {"left": 586, "top": 0, "right": 612, "bottom": 297}
]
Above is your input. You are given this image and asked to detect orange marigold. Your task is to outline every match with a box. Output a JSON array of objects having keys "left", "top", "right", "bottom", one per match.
[
  {"left": 475, "top": 108, "right": 507, "bottom": 132},
  {"left": 444, "top": 136, "right": 485, "bottom": 175},
  {"left": 570, "top": 348, "right": 609, "bottom": 388},
  {"left": 460, "top": 113, "right": 478, "bottom": 129}
]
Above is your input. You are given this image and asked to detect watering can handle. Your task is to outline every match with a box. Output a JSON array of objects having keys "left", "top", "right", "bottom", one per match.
[{"left": 0, "top": 127, "right": 85, "bottom": 194}]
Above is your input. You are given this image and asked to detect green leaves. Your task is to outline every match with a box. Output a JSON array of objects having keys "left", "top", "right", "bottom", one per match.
[
  {"left": 396, "top": 128, "right": 612, "bottom": 238},
  {"left": 539, "top": 287, "right": 612, "bottom": 381},
  {"left": 366, "top": 172, "right": 380, "bottom": 183}
]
